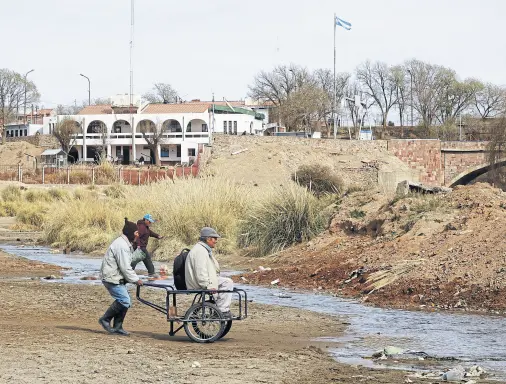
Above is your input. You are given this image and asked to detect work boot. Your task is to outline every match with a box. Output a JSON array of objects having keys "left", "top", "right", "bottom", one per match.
[
  {"left": 99, "top": 300, "right": 122, "bottom": 333},
  {"left": 112, "top": 305, "right": 130, "bottom": 336}
]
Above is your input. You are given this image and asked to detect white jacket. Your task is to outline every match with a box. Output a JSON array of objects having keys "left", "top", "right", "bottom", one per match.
[
  {"left": 184, "top": 242, "right": 219, "bottom": 290},
  {"left": 100, "top": 235, "right": 139, "bottom": 284}
]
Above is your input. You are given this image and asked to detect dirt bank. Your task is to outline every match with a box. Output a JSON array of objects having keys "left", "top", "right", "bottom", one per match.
[
  {"left": 0, "top": 248, "right": 448, "bottom": 383},
  {"left": 241, "top": 183, "right": 506, "bottom": 314}
]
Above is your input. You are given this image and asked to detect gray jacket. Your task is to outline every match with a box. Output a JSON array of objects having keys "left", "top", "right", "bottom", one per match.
[
  {"left": 184, "top": 242, "right": 219, "bottom": 290},
  {"left": 100, "top": 235, "right": 139, "bottom": 284}
]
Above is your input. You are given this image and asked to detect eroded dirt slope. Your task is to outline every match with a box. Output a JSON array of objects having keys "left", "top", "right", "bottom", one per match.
[{"left": 243, "top": 183, "right": 506, "bottom": 313}]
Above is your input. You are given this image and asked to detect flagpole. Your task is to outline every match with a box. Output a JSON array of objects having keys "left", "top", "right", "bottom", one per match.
[{"left": 333, "top": 13, "right": 337, "bottom": 140}]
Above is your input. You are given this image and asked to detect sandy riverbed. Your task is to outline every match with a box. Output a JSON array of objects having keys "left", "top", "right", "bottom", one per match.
[{"left": 0, "top": 250, "right": 464, "bottom": 384}]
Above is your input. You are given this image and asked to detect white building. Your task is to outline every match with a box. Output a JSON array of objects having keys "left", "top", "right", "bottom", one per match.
[{"left": 48, "top": 96, "right": 267, "bottom": 165}]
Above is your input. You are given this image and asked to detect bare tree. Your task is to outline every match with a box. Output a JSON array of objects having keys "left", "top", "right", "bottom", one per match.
[
  {"left": 143, "top": 83, "right": 179, "bottom": 104},
  {"left": 405, "top": 60, "right": 452, "bottom": 129},
  {"left": 356, "top": 61, "right": 397, "bottom": 127},
  {"left": 278, "top": 84, "right": 329, "bottom": 134},
  {"left": 475, "top": 83, "right": 506, "bottom": 119},
  {"left": 344, "top": 82, "right": 374, "bottom": 138},
  {"left": 313, "top": 69, "right": 350, "bottom": 134},
  {"left": 435, "top": 77, "right": 482, "bottom": 125},
  {"left": 0, "top": 68, "right": 40, "bottom": 143},
  {"left": 53, "top": 118, "right": 80, "bottom": 156},
  {"left": 138, "top": 119, "right": 166, "bottom": 165},
  {"left": 391, "top": 65, "right": 408, "bottom": 129},
  {"left": 249, "top": 65, "right": 318, "bottom": 130}
]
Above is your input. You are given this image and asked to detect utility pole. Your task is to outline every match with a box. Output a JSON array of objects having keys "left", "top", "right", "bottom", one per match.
[
  {"left": 24, "top": 69, "right": 34, "bottom": 124},
  {"left": 79, "top": 74, "right": 91, "bottom": 105},
  {"left": 407, "top": 69, "right": 413, "bottom": 127}
]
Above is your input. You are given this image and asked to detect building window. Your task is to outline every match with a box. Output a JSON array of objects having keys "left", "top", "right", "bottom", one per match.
[
  {"left": 223, "top": 121, "right": 227, "bottom": 134},
  {"left": 228, "top": 121, "right": 232, "bottom": 135},
  {"left": 202, "top": 123, "right": 208, "bottom": 132},
  {"left": 176, "top": 145, "right": 181, "bottom": 158},
  {"left": 188, "top": 148, "right": 196, "bottom": 157},
  {"left": 15, "top": 130, "right": 18, "bottom": 137},
  {"left": 24, "top": 129, "right": 28, "bottom": 136},
  {"left": 233, "top": 121, "right": 237, "bottom": 135},
  {"left": 161, "top": 147, "right": 169, "bottom": 157}
]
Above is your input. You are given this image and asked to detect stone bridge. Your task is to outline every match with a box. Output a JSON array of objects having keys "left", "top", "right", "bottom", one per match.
[{"left": 388, "top": 140, "right": 496, "bottom": 187}]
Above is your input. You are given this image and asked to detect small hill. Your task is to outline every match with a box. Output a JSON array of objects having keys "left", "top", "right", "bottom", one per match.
[
  {"left": 0, "top": 141, "right": 45, "bottom": 168},
  {"left": 207, "top": 135, "right": 416, "bottom": 190}
]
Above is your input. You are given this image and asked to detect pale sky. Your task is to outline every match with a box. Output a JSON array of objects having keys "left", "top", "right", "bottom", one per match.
[{"left": 1, "top": 0, "right": 505, "bottom": 109}]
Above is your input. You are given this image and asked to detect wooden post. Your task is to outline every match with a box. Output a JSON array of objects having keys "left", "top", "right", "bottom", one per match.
[
  {"left": 138, "top": 169, "right": 141, "bottom": 185},
  {"left": 92, "top": 167, "right": 95, "bottom": 184},
  {"left": 18, "top": 164, "right": 22, "bottom": 183},
  {"left": 42, "top": 166, "right": 45, "bottom": 184},
  {"left": 67, "top": 167, "right": 70, "bottom": 184}
]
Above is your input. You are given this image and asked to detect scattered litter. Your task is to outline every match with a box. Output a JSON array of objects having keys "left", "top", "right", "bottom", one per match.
[
  {"left": 127, "top": 349, "right": 134, "bottom": 354},
  {"left": 231, "top": 148, "right": 248, "bottom": 156},
  {"left": 191, "top": 361, "right": 201, "bottom": 368},
  {"left": 409, "top": 365, "right": 486, "bottom": 382},
  {"left": 276, "top": 292, "right": 292, "bottom": 299},
  {"left": 270, "top": 279, "right": 280, "bottom": 285},
  {"left": 240, "top": 276, "right": 248, "bottom": 282},
  {"left": 258, "top": 266, "right": 272, "bottom": 272},
  {"left": 80, "top": 276, "right": 98, "bottom": 281},
  {"left": 44, "top": 275, "right": 60, "bottom": 280}
]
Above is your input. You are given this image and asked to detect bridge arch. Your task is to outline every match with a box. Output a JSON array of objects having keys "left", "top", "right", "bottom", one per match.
[{"left": 448, "top": 158, "right": 506, "bottom": 187}]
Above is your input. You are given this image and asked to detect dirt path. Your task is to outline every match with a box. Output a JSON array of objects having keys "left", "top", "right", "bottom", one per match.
[{"left": 0, "top": 250, "right": 450, "bottom": 384}]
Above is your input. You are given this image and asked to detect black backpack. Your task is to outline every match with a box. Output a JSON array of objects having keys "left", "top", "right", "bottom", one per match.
[{"left": 173, "top": 248, "right": 190, "bottom": 290}]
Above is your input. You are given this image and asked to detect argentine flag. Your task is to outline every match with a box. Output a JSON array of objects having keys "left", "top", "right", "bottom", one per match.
[{"left": 335, "top": 17, "right": 351, "bottom": 30}]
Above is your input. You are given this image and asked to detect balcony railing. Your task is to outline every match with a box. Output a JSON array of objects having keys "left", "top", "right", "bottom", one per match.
[{"left": 72, "top": 131, "right": 209, "bottom": 140}]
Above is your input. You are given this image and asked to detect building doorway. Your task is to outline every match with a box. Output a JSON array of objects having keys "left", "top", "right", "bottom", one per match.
[{"left": 122, "top": 147, "right": 130, "bottom": 165}]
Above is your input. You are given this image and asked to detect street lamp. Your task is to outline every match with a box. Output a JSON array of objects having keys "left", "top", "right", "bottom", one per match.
[
  {"left": 24, "top": 69, "right": 34, "bottom": 124},
  {"left": 79, "top": 73, "right": 91, "bottom": 106}
]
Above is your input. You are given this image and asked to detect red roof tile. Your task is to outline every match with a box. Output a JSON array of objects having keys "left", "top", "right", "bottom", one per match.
[
  {"left": 77, "top": 105, "right": 113, "bottom": 115},
  {"left": 142, "top": 103, "right": 210, "bottom": 114}
]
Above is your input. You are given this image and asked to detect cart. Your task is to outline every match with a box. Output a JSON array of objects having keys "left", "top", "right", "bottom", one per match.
[{"left": 136, "top": 282, "right": 248, "bottom": 343}]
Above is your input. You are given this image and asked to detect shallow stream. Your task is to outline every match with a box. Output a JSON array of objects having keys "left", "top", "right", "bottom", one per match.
[{"left": 3, "top": 244, "right": 506, "bottom": 381}]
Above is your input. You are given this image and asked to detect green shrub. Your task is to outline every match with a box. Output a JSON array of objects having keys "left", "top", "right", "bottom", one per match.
[
  {"left": 16, "top": 203, "right": 47, "bottom": 228},
  {"left": 350, "top": 209, "right": 366, "bottom": 219},
  {"left": 104, "top": 184, "right": 125, "bottom": 199},
  {"left": 292, "top": 164, "right": 344, "bottom": 197},
  {"left": 238, "top": 184, "right": 329, "bottom": 256},
  {"left": 47, "top": 188, "right": 68, "bottom": 201},
  {"left": 24, "top": 190, "right": 52, "bottom": 203},
  {"left": 1, "top": 186, "right": 21, "bottom": 202}
]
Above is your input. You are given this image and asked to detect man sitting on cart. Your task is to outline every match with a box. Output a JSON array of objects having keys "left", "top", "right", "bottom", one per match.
[{"left": 184, "top": 227, "right": 233, "bottom": 318}]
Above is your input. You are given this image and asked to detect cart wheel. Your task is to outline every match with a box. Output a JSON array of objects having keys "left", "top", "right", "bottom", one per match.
[
  {"left": 183, "top": 302, "right": 225, "bottom": 343},
  {"left": 204, "top": 300, "right": 232, "bottom": 339},
  {"left": 220, "top": 320, "right": 233, "bottom": 339}
]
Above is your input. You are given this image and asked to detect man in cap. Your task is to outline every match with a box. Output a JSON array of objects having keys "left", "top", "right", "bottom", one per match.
[
  {"left": 184, "top": 227, "right": 234, "bottom": 317},
  {"left": 99, "top": 218, "right": 143, "bottom": 336},
  {"left": 131, "top": 213, "right": 164, "bottom": 279}
]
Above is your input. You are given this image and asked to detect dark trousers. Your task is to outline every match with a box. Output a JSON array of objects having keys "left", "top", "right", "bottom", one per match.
[{"left": 131, "top": 248, "right": 155, "bottom": 275}]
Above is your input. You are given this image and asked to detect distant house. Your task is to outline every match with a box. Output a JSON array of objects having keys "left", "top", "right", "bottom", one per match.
[{"left": 40, "top": 148, "right": 67, "bottom": 168}]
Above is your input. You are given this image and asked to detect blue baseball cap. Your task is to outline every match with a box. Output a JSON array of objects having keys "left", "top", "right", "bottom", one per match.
[{"left": 143, "top": 214, "right": 156, "bottom": 223}]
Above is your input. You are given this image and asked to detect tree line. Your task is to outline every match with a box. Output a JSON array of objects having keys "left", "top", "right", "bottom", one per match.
[{"left": 248, "top": 60, "right": 506, "bottom": 137}]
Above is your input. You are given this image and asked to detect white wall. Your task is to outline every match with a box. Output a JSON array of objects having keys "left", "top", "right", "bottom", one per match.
[{"left": 213, "top": 114, "right": 260, "bottom": 135}]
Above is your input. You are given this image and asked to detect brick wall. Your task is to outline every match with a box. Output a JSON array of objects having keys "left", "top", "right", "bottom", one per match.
[
  {"left": 442, "top": 151, "right": 488, "bottom": 185},
  {"left": 387, "top": 140, "right": 443, "bottom": 185}
]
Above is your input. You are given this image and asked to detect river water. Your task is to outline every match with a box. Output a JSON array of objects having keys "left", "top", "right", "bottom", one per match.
[{"left": 2, "top": 244, "right": 506, "bottom": 381}]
